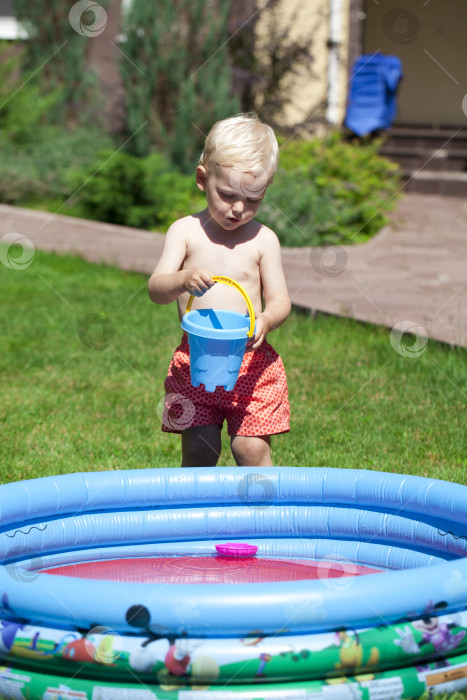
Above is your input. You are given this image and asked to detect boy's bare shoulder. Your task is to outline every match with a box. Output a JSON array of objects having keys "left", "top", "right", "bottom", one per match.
[
  {"left": 256, "top": 221, "right": 281, "bottom": 249},
  {"left": 167, "top": 214, "right": 200, "bottom": 235},
  {"left": 163, "top": 215, "right": 204, "bottom": 252}
]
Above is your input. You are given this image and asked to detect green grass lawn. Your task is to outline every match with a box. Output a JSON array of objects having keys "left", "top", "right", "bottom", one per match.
[{"left": 0, "top": 247, "right": 465, "bottom": 484}]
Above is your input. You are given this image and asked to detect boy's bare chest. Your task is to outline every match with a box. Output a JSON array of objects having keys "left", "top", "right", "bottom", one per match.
[{"left": 184, "top": 233, "right": 260, "bottom": 281}]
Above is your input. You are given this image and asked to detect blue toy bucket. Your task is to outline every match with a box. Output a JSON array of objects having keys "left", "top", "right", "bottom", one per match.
[{"left": 181, "top": 276, "right": 255, "bottom": 392}]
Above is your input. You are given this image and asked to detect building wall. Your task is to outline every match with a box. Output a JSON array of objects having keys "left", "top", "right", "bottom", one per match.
[
  {"left": 363, "top": 0, "right": 467, "bottom": 128},
  {"left": 254, "top": 0, "right": 351, "bottom": 131}
]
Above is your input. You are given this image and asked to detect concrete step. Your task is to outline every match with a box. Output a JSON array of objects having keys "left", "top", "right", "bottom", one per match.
[
  {"left": 402, "top": 170, "right": 467, "bottom": 196},
  {"left": 384, "top": 126, "right": 467, "bottom": 151},
  {"left": 380, "top": 127, "right": 467, "bottom": 196},
  {"left": 380, "top": 146, "right": 467, "bottom": 172}
]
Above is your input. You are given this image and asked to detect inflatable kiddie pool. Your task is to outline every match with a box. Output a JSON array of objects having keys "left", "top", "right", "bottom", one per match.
[{"left": 1, "top": 466, "right": 467, "bottom": 699}]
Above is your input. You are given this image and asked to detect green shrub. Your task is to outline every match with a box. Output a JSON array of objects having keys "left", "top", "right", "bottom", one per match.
[
  {"left": 0, "top": 126, "right": 116, "bottom": 205},
  {"left": 66, "top": 134, "right": 399, "bottom": 240},
  {"left": 68, "top": 151, "right": 205, "bottom": 231},
  {"left": 0, "top": 42, "right": 115, "bottom": 207},
  {"left": 259, "top": 133, "right": 401, "bottom": 246},
  {"left": 0, "top": 41, "right": 60, "bottom": 146}
]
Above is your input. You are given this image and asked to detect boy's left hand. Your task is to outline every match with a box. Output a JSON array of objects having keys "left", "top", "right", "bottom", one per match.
[{"left": 247, "top": 313, "right": 271, "bottom": 350}]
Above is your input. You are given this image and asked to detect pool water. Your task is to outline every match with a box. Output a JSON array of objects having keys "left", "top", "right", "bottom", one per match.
[{"left": 42, "top": 554, "right": 383, "bottom": 584}]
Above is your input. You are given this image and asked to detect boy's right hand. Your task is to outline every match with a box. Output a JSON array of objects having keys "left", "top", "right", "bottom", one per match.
[{"left": 183, "top": 268, "right": 216, "bottom": 297}]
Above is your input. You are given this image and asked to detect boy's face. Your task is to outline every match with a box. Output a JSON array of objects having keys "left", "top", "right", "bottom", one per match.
[{"left": 196, "top": 165, "right": 270, "bottom": 231}]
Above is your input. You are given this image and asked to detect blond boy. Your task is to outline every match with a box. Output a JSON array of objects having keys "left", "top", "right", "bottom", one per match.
[{"left": 148, "top": 114, "right": 291, "bottom": 467}]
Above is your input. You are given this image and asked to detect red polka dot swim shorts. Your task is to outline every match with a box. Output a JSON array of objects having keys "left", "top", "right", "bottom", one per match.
[{"left": 162, "top": 335, "right": 290, "bottom": 437}]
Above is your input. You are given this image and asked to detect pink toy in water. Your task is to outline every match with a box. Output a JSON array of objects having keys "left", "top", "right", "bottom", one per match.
[{"left": 215, "top": 543, "right": 258, "bottom": 557}]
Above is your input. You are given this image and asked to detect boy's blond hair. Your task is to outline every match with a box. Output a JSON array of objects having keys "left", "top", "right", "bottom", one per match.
[{"left": 199, "top": 113, "right": 279, "bottom": 179}]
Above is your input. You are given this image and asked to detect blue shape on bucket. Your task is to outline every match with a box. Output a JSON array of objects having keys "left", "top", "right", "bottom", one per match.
[{"left": 181, "top": 309, "right": 252, "bottom": 392}]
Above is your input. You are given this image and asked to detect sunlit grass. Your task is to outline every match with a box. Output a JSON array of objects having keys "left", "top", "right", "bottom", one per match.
[{"left": 0, "top": 247, "right": 465, "bottom": 483}]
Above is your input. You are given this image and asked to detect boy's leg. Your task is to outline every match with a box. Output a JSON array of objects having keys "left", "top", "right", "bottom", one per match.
[
  {"left": 181, "top": 424, "right": 222, "bottom": 467},
  {"left": 230, "top": 435, "right": 273, "bottom": 467}
]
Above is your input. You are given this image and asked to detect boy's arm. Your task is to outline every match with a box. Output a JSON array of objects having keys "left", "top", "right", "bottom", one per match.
[
  {"left": 148, "top": 222, "right": 215, "bottom": 304},
  {"left": 251, "top": 229, "right": 291, "bottom": 350}
]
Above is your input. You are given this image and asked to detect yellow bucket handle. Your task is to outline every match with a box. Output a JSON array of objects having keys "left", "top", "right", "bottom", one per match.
[{"left": 185, "top": 275, "right": 255, "bottom": 338}]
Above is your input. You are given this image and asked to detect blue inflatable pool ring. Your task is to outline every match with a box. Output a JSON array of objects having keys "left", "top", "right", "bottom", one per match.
[{"left": 1, "top": 466, "right": 467, "bottom": 698}]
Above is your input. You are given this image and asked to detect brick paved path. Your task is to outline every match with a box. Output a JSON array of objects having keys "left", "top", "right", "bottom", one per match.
[{"left": 0, "top": 194, "right": 466, "bottom": 347}]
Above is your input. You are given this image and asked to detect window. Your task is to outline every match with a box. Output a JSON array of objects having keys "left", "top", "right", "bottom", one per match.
[{"left": 0, "top": 0, "right": 28, "bottom": 40}]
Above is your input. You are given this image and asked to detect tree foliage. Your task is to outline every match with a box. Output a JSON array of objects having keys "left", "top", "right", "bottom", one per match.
[
  {"left": 120, "top": 0, "right": 239, "bottom": 171},
  {"left": 12, "top": 0, "right": 103, "bottom": 125}
]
